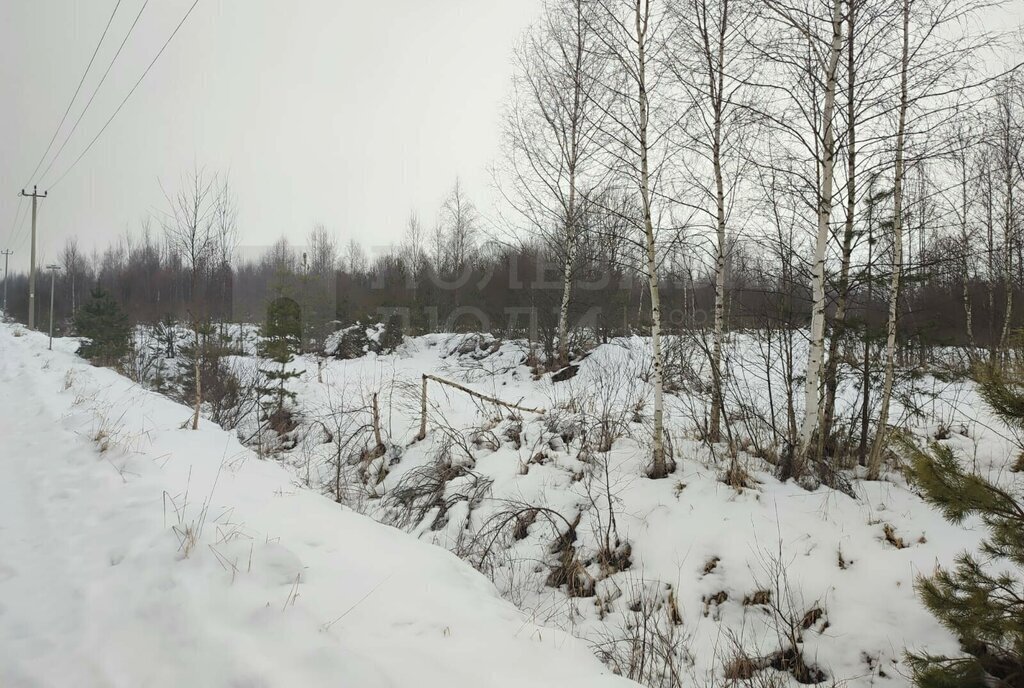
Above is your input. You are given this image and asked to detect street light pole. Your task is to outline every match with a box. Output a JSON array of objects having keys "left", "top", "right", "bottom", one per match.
[{"left": 46, "top": 264, "right": 61, "bottom": 350}]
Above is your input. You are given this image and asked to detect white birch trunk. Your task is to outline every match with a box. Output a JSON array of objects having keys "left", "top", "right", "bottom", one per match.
[
  {"left": 554, "top": 0, "right": 587, "bottom": 367},
  {"left": 635, "top": 0, "right": 669, "bottom": 478},
  {"left": 796, "top": 0, "right": 845, "bottom": 471},
  {"left": 959, "top": 168, "right": 976, "bottom": 349},
  {"left": 867, "top": 0, "right": 909, "bottom": 480},
  {"left": 999, "top": 188, "right": 1014, "bottom": 354},
  {"left": 708, "top": 3, "right": 728, "bottom": 446},
  {"left": 556, "top": 178, "right": 578, "bottom": 366},
  {"left": 710, "top": 203, "right": 725, "bottom": 444},
  {"left": 192, "top": 325, "right": 202, "bottom": 431}
]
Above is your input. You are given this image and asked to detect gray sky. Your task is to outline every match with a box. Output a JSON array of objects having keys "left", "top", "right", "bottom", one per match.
[{"left": 1, "top": 0, "right": 542, "bottom": 272}]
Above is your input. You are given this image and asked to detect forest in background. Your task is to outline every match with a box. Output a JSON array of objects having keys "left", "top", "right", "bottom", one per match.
[{"left": 5, "top": 0, "right": 1024, "bottom": 485}]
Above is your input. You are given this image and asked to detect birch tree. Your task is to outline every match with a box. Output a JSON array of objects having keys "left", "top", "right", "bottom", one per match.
[
  {"left": 947, "top": 120, "right": 978, "bottom": 349},
  {"left": 162, "top": 167, "right": 220, "bottom": 430},
  {"left": 755, "top": 0, "right": 846, "bottom": 477},
  {"left": 820, "top": 0, "right": 892, "bottom": 454},
  {"left": 504, "top": 0, "right": 610, "bottom": 366},
  {"left": 212, "top": 176, "right": 238, "bottom": 334},
  {"left": 669, "top": 0, "right": 751, "bottom": 444},
  {"left": 60, "top": 237, "right": 84, "bottom": 314},
  {"left": 307, "top": 224, "right": 337, "bottom": 277},
  {"left": 305, "top": 223, "right": 338, "bottom": 370},
  {"left": 991, "top": 82, "right": 1023, "bottom": 357},
  {"left": 591, "top": 0, "right": 677, "bottom": 477},
  {"left": 799, "top": 0, "right": 843, "bottom": 475},
  {"left": 402, "top": 213, "right": 427, "bottom": 297},
  {"left": 866, "top": 0, "right": 991, "bottom": 477},
  {"left": 436, "top": 179, "right": 479, "bottom": 280},
  {"left": 867, "top": 0, "right": 909, "bottom": 480}
]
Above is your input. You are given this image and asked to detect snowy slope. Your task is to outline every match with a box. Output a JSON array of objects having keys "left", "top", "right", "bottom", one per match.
[
  {"left": 0, "top": 324, "right": 636, "bottom": 688},
  {"left": 271, "top": 333, "right": 1017, "bottom": 688}
]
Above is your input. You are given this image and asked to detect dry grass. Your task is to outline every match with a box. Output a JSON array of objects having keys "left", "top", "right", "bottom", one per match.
[{"left": 882, "top": 523, "right": 907, "bottom": 549}]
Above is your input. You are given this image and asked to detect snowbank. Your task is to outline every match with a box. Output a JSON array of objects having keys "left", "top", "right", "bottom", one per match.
[{"left": 0, "top": 324, "right": 635, "bottom": 688}]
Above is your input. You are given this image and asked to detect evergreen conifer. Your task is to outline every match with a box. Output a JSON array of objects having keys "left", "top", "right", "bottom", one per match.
[
  {"left": 74, "top": 286, "right": 131, "bottom": 366},
  {"left": 259, "top": 297, "right": 302, "bottom": 416},
  {"left": 905, "top": 365, "right": 1024, "bottom": 688}
]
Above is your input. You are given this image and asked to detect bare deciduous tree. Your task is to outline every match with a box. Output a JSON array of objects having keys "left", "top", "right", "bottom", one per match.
[
  {"left": 591, "top": 0, "right": 678, "bottom": 477},
  {"left": 504, "top": 0, "right": 611, "bottom": 366},
  {"left": 162, "top": 166, "right": 222, "bottom": 430},
  {"left": 669, "top": 0, "right": 752, "bottom": 444},
  {"left": 867, "top": 0, "right": 910, "bottom": 479}
]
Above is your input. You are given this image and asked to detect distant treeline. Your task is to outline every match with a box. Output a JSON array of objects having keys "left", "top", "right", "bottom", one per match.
[{"left": 4, "top": 198, "right": 1019, "bottom": 359}]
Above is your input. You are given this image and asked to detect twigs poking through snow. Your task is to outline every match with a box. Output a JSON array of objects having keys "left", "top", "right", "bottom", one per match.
[
  {"left": 161, "top": 456, "right": 228, "bottom": 558},
  {"left": 591, "top": 577, "right": 692, "bottom": 688},
  {"left": 282, "top": 573, "right": 302, "bottom": 611},
  {"left": 321, "top": 574, "right": 394, "bottom": 631},
  {"left": 383, "top": 443, "right": 494, "bottom": 532},
  {"left": 734, "top": 543, "right": 831, "bottom": 685}
]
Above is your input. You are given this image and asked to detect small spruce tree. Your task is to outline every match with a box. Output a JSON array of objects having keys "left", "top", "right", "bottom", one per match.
[
  {"left": 378, "top": 315, "right": 404, "bottom": 354},
  {"left": 904, "top": 365, "right": 1024, "bottom": 688},
  {"left": 177, "top": 319, "right": 214, "bottom": 404},
  {"left": 74, "top": 286, "right": 131, "bottom": 366},
  {"left": 258, "top": 297, "right": 303, "bottom": 418}
]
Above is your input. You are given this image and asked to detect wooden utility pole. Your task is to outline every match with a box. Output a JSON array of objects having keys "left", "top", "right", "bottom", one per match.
[
  {"left": 1, "top": 249, "right": 11, "bottom": 315},
  {"left": 46, "top": 264, "right": 61, "bottom": 350},
  {"left": 19, "top": 186, "right": 47, "bottom": 329}
]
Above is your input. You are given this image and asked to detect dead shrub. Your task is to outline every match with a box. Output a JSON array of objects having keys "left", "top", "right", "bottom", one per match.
[
  {"left": 595, "top": 541, "right": 633, "bottom": 577},
  {"left": 383, "top": 452, "right": 492, "bottom": 532},
  {"left": 743, "top": 589, "right": 772, "bottom": 607},
  {"left": 502, "top": 421, "right": 523, "bottom": 449},
  {"left": 511, "top": 508, "right": 538, "bottom": 540},
  {"left": 590, "top": 577, "right": 692, "bottom": 688},
  {"left": 882, "top": 523, "right": 907, "bottom": 549},
  {"left": 703, "top": 590, "right": 729, "bottom": 618},
  {"left": 546, "top": 513, "right": 595, "bottom": 597},
  {"left": 721, "top": 455, "right": 756, "bottom": 491}
]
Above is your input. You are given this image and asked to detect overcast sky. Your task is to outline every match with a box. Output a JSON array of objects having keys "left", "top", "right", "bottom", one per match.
[{"left": 1, "top": 0, "right": 542, "bottom": 272}]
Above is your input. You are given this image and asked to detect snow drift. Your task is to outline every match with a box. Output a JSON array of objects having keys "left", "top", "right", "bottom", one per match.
[{"left": 0, "top": 323, "right": 634, "bottom": 688}]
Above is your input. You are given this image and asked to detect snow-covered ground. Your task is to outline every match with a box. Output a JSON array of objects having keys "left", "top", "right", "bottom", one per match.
[
  {"left": 0, "top": 324, "right": 636, "bottom": 688},
  {"left": 262, "top": 332, "right": 1021, "bottom": 688},
  {"left": 6, "top": 320, "right": 1020, "bottom": 688}
]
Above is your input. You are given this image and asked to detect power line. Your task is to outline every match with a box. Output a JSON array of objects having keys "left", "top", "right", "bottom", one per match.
[
  {"left": 23, "top": 0, "right": 123, "bottom": 189},
  {"left": 37, "top": 0, "right": 151, "bottom": 187},
  {"left": 5, "top": 197, "right": 26, "bottom": 249},
  {"left": 48, "top": 0, "right": 202, "bottom": 191},
  {"left": 10, "top": 189, "right": 38, "bottom": 250},
  {"left": 11, "top": 204, "right": 32, "bottom": 252},
  {"left": 8, "top": 199, "right": 34, "bottom": 256}
]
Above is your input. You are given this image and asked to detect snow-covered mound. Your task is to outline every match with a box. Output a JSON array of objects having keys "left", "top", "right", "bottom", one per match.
[{"left": 0, "top": 324, "right": 635, "bottom": 688}]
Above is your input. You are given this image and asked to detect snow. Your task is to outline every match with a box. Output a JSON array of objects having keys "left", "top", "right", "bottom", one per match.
[
  {"left": 6, "top": 319, "right": 1019, "bottom": 688},
  {"left": 0, "top": 324, "right": 636, "bottom": 688},
  {"left": 270, "top": 331, "right": 1015, "bottom": 688}
]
